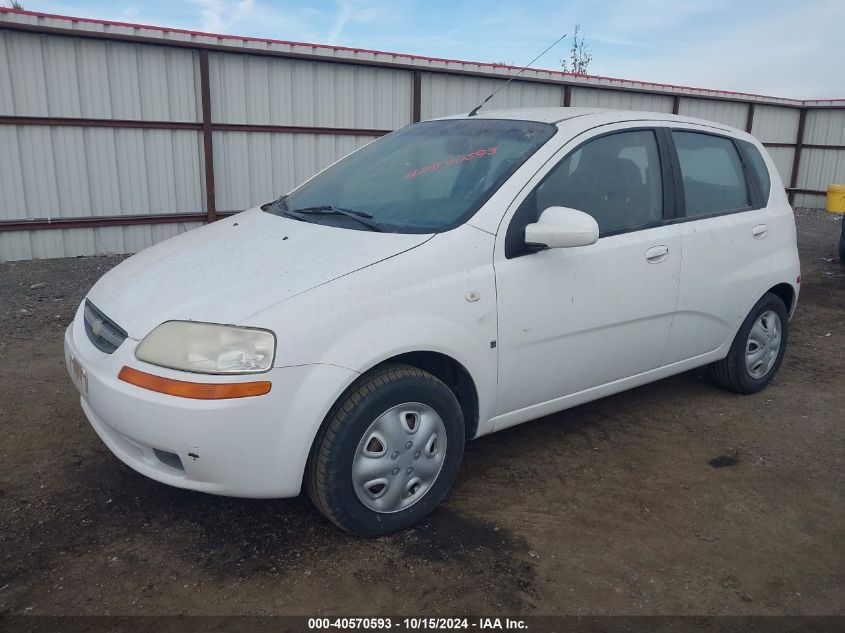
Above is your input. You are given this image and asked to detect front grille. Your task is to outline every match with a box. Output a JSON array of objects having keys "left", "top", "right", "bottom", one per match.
[{"left": 84, "top": 300, "right": 127, "bottom": 354}]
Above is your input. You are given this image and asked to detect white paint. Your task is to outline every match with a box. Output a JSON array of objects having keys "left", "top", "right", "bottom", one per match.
[{"left": 65, "top": 108, "right": 800, "bottom": 505}]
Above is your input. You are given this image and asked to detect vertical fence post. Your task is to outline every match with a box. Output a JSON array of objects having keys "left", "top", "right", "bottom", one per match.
[
  {"left": 412, "top": 70, "right": 422, "bottom": 123},
  {"left": 788, "top": 108, "right": 807, "bottom": 206},
  {"left": 199, "top": 49, "right": 217, "bottom": 222},
  {"left": 672, "top": 96, "right": 680, "bottom": 115},
  {"left": 563, "top": 85, "right": 572, "bottom": 107},
  {"left": 745, "top": 102, "right": 755, "bottom": 133}
]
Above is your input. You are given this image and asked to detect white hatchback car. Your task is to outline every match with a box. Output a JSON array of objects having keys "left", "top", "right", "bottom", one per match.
[{"left": 65, "top": 107, "right": 800, "bottom": 535}]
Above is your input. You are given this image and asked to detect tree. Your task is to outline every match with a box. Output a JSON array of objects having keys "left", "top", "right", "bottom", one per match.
[
  {"left": 8, "top": 1, "right": 25, "bottom": 8},
  {"left": 561, "top": 24, "right": 592, "bottom": 74}
]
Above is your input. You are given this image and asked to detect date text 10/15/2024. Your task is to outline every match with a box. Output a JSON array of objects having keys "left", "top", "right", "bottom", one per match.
[{"left": 307, "top": 617, "right": 527, "bottom": 630}]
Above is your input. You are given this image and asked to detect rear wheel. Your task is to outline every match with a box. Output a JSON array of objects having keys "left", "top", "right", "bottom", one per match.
[
  {"left": 708, "top": 292, "right": 789, "bottom": 394},
  {"left": 306, "top": 364, "right": 465, "bottom": 536}
]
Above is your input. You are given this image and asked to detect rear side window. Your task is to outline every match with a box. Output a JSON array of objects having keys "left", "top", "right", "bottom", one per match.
[
  {"left": 533, "top": 130, "right": 664, "bottom": 234},
  {"left": 741, "top": 141, "right": 772, "bottom": 204},
  {"left": 673, "top": 132, "right": 749, "bottom": 216}
]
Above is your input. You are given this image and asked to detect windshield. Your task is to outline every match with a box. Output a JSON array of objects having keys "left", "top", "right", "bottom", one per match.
[{"left": 267, "top": 119, "right": 557, "bottom": 233}]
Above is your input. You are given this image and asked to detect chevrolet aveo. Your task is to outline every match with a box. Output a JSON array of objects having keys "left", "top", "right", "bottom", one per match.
[{"left": 65, "top": 107, "right": 800, "bottom": 535}]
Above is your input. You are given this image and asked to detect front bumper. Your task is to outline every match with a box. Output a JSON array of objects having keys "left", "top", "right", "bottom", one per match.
[{"left": 64, "top": 305, "right": 357, "bottom": 498}]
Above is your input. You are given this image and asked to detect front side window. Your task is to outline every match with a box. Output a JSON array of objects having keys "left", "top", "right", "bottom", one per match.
[
  {"left": 269, "top": 119, "right": 556, "bottom": 233},
  {"left": 673, "top": 131, "right": 750, "bottom": 216},
  {"left": 528, "top": 130, "right": 664, "bottom": 235}
]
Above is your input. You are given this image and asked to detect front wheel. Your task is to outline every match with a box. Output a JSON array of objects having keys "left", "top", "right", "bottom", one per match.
[
  {"left": 306, "top": 364, "right": 465, "bottom": 536},
  {"left": 708, "top": 292, "right": 789, "bottom": 394}
]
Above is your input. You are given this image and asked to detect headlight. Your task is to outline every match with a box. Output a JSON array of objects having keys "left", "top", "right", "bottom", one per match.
[{"left": 135, "top": 321, "right": 276, "bottom": 374}]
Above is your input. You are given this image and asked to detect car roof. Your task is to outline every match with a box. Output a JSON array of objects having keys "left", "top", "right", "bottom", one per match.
[
  {"left": 437, "top": 106, "right": 603, "bottom": 124},
  {"left": 435, "top": 106, "right": 748, "bottom": 139}
]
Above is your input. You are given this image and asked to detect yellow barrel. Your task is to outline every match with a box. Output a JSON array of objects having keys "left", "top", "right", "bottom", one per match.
[{"left": 827, "top": 184, "right": 845, "bottom": 213}]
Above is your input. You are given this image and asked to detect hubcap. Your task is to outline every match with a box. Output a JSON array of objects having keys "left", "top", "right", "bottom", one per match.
[
  {"left": 352, "top": 403, "right": 447, "bottom": 513},
  {"left": 745, "top": 310, "right": 782, "bottom": 379}
]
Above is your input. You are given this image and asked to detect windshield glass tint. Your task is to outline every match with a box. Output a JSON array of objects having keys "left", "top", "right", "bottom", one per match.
[{"left": 276, "top": 119, "right": 556, "bottom": 232}]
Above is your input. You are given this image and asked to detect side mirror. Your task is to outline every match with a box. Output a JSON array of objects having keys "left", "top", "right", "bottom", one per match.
[{"left": 524, "top": 206, "right": 599, "bottom": 250}]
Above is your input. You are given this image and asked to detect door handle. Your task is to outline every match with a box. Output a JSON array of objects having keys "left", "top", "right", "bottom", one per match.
[
  {"left": 752, "top": 224, "right": 769, "bottom": 239},
  {"left": 645, "top": 245, "right": 670, "bottom": 264}
]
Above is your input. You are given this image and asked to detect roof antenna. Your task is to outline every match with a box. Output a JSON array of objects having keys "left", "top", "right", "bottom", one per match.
[{"left": 468, "top": 33, "right": 568, "bottom": 117}]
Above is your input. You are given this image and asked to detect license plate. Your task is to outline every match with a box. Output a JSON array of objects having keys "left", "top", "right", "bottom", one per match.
[{"left": 69, "top": 353, "right": 89, "bottom": 399}]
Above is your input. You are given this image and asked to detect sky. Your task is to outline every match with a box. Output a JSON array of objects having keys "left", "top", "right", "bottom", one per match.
[{"left": 7, "top": 0, "right": 844, "bottom": 99}]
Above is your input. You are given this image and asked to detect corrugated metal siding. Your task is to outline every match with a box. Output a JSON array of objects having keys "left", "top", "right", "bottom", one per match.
[
  {"left": 3, "top": 8, "right": 812, "bottom": 106},
  {"left": 795, "top": 148, "right": 845, "bottom": 207},
  {"left": 0, "top": 30, "right": 199, "bottom": 121},
  {"left": 804, "top": 109, "right": 845, "bottom": 145},
  {"left": 570, "top": 87, "right": 674, "bottom": 113},
  {"left": 762, "top": 146, "right": 795, "bottom": 185},
  {"left": 0, "top": 222, "right": 203, "bottom": 262},
  {"left": 420, "top": 73, "right": 562, "bottom": 120},
  {"left": 795, "top": 110, "right": 845, "bottom": 207},
  {"left": 792, "top": 192, "right": 827, "bottom": 208},
  {"left": 209, "top": 53, "right": 412, "bottom": 129},
  {"left": 1, "top": 10, "right": 845, "bottom": 262},
  {"left": 677, "top": 98, "right": 748, "bottom": 130},
  {"left": 213, "top": 131, "right": 374, "bottom": 211},
  {"left": 751, "top": 105, "right": 800, "bottom": 144},
  {"left": 0, "top": 125, "right": 205, "bottom": 221}
]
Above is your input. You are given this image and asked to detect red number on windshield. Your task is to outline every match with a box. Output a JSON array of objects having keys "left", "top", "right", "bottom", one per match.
[{"left": 405, "top": 147, "right": 497, "bottom": 179}]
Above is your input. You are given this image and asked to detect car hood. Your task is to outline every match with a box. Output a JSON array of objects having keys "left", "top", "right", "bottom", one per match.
[{"left": 87, "top": 207, "right": 432, "bottom": 338}]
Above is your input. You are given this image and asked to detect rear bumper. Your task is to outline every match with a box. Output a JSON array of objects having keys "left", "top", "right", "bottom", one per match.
[{"left": 64, "top": 304, "right": 357, "bottom": 498}]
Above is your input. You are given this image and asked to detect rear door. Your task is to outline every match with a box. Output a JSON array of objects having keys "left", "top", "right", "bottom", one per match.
[{"left": 662, "top": 127, "right": 774, "bottom": 364}]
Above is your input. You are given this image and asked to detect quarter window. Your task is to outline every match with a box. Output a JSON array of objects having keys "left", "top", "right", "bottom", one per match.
[
  {"left": 532, "top": 130, "right": 664, "bottom": 234},
  {"left": 740, "top": 140, "right": 772, "bottom": 204},
  {"left": 673, "top": 132, "right": 750, "bottom": 216}
]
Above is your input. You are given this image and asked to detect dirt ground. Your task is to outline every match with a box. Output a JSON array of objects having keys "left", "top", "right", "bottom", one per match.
[{"left": 0, "top": 208, "right": 842, "bottom": 617}]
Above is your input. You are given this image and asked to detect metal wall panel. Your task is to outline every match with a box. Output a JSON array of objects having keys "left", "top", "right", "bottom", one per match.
[
  {"left": 0, "top": 30, "right": 200, "bottom": 121},
  {"left": 2, "top": 9, "right": 845, "bottom": 262},
  {"left": 0, "top": 125, "right": 205, "bottom": 221},
  {"left": 751, "top": 105, "right": 800, "bottom": 144},
  {"left": 570, "top": 87, "right": 674, "bottom": 113},
  {"left": 420, "top": 73, "right": 562, "bottom": 120},
  {"left": 209, "top": 53, "right": 412, "bottom": 129},
  {"left": 678, "top": 98, "right": 748, "bottom": 130},
  {"left": 762, "top": 146, "right": 795, "bottom": 186},
  {"left": 0, "top": 9, "right": 815, "bottom": 108},
  {"left": 803, "top": 109, "right": 845, "bottom": 145},
  {"left": 795, "top": 148, "right": 845, "bottom": 208},
  {"left": 212, "top": 131, "right": 375, "bottom": 211},
  {"left": 792, "top": 192, "right": 828, "bottom": 209},
  {"left": 0, "top": 222, "right": 204, "bottom": 262}
]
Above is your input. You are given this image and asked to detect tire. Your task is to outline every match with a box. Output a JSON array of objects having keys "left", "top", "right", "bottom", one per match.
[
  {"left": 306, "top": 363, "right": 465, "bottom": 536},
  {"left": 708, "top": 292, "right": 789, "bottom": 394}
]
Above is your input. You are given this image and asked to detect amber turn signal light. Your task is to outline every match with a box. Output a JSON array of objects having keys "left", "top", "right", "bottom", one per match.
[{"left": 118, "top": 366, "right": 271, "bottom": 399}]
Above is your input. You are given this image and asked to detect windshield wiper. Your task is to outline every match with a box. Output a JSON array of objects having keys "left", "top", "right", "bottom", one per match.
[
  {"left": 290, "top": 205, "right": 382, "bottom": 232},
  {"left": 266, "top": 194, "right": 330, "bottom": 222},
  {"left": 265, "top": 194, "right": 306, "bottom": 223},
  {"left": 294, "top": 205, "right": 374, "bottom": 218}
]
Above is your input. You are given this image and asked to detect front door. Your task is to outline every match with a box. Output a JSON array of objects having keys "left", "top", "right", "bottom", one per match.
[{"left": 494, "top": 126, "right": 682, "bottom": 417}]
